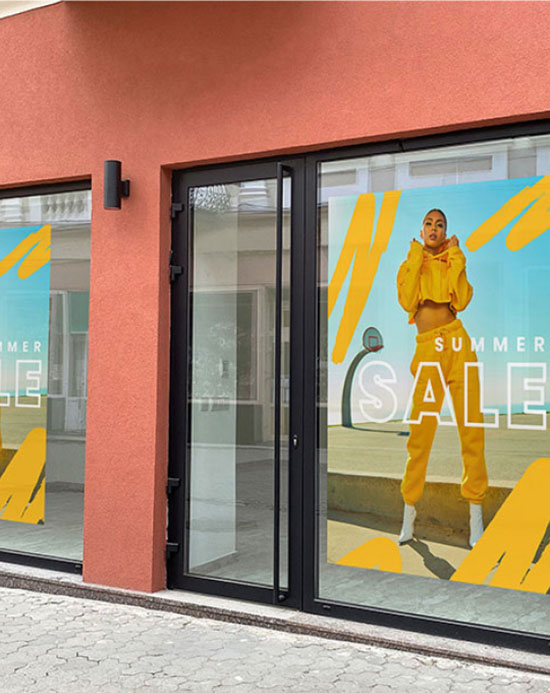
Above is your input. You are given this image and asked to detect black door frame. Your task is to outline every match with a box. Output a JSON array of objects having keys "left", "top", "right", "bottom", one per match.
[
  {"left": 169, "top": 119, "right": 550, "bottom": 654},
  {"left": 168, "top": 157, "right": 305, "bottom": 609}
]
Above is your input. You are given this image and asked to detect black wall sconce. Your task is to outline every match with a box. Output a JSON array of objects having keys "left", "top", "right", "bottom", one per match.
[{"left": 104, "top": 160, "right": 130, "bottom": 209}]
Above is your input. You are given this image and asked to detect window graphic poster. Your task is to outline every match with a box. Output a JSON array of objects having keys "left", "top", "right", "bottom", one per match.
[
  {"left": 327, "top": 176, "right": 550, "bottom": 595},
  {"left": 0, "top": 225, "right": 50, "bottom": 525}
]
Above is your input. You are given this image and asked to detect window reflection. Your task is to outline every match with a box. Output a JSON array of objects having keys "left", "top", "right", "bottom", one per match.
[
  {"left": 0, "top": 188, "right": 90, "bottom": 560},
  {"left": 318, "top": 135, "right": 550, "bottom": 635}
]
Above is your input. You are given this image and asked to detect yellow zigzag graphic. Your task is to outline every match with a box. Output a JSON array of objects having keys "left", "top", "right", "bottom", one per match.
[
  {"left": 330, "top": 178, "right": 550, "bottom": 364},
  {"left": 0, "top": 224, "right": 51, "bottom": 280},
  {"left": 337, "top": 458, "right": 550, "bottom": 594},
  {"left": 0, "top": 226, "right": 51, "bottom": 525},
  {"left": 328, "top": 192, "right": 400, "bottom": 363},
  {"left": 0, "top": 428, "right": 46, "bottom": 524}
]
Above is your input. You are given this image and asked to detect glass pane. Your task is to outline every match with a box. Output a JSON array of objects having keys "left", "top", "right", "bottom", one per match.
[
  {"left": 318, "top": 134, "right": 550, "bottom": 636},
  {"left": 187, "top": 178, "right": 290, "bottom": 588},
  {"left": 48, "top": 294, "right": 64, "bottom": 396},
  {"left": 0, "top": 189, "right": 90, "bottom": 561},
  {"left": 69, "top": 334, "right": 88, "bottom": 398}
]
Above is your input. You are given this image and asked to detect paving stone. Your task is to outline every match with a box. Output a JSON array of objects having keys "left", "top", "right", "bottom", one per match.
[{"left": 0, "top": 585, "right": 547, "bottom": 691}]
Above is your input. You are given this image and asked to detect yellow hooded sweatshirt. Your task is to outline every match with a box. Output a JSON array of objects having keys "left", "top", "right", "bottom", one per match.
[{"left": 397, "top": 241, "right": 473, "bottom": 324}]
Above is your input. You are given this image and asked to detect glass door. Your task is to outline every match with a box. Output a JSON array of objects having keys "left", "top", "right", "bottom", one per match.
[{"left": 168, "top": 160, "right": 304, "bottom": 606}]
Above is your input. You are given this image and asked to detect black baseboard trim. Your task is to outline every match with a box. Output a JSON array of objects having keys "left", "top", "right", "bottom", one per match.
[{"left": 0, "top": 550, "right": 82, "bottom": 574}]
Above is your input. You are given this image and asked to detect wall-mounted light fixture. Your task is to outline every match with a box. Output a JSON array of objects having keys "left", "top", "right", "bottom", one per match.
[{"left": 104, "top": 160, "right": 130, "bottom": 209}]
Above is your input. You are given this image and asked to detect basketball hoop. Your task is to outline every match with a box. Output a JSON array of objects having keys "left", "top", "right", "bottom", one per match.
[{"left": 341, "top": 327, "right": 384, "bottom": 428}]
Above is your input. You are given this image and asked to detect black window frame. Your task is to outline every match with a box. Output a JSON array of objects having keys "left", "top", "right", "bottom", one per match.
[
  {"left": 0, "top": 178, "right": 91, "bottom": 575},
  {"left": 302, "top": 118, "right": 550, "bottom": 655}
]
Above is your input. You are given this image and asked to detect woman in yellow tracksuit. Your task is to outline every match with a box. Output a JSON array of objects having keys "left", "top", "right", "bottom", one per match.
[{"left": 396, "top": 209, "right": 488, "bottom": 548}]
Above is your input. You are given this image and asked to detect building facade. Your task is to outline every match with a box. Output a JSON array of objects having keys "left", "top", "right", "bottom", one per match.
[{"left": 0, "top": 0, "right": 549, "bottom": 653}]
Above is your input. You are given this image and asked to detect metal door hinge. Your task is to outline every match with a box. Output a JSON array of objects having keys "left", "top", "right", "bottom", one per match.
[
  {"left": 166, "top": 542, "right": 179, "bottom": 559},
  {"left": 171, "top": 202, "right": 185, "bottom": 218},
  {"left": 169, "top": 250, "right": 184, "bottom": 283},
  {"left": 166, "top": 477, "right": 181, "bottom": 495},
  {"left": 292, "top": 434, "right": 299, "bottom": 449},
  {"left": 170, "top": 264, "right": 183, "bottom": 282}
]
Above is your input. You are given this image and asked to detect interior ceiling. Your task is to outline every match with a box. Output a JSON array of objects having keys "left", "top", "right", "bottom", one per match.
[{"left": 0, "top": 1, "right": 58, "bottom": 20}]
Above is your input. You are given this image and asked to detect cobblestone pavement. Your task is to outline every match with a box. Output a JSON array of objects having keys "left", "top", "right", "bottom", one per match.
[{"left": 0, "top": 586, "right": 548, "bottom": 692}]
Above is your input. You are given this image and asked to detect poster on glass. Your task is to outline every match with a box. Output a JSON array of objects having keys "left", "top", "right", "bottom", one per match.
[
  {"left": 327, "top": 176, "right": 550, "bottom": 595},
  {"left": 0, "top": 224, "right": 50, "bottom": 525}
]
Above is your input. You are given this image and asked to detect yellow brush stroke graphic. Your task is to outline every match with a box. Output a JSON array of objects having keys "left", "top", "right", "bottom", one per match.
[
  {"left": 451, "top": 458, "right": 550, "bottom": 593},
  {"left": 466, "top": 176, "right": 550, "bottom": 252},
  {"left": 329, "top": 192, "right": 401, "bottom": 364},
  {"left": 0, "top": 428, "right": 45, "bottom": 524},
  {"left": 520, "top": 542, "right": 550, "bottom": 594},
  {"left": 330, "top": 178, "right": 550, "bottom": 365},
  {"left": 21, "top": 478, "right": 45, "bottom": 524},
  {"left": 331, "top": 179, "right": 550, "bottom": 367},
  {"left": 337, "top": 536, "right": 402, "bottom": 573},
  {"left": 0, "top": 224, "right": 51, "bottom": 280}
]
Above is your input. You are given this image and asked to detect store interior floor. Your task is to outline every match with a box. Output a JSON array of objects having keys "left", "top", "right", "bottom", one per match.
[
  {"left": 191, "top": 449, "right": 550, "bottom": 638},
  {"left": 323, "top": 509, "right": 550, "bottom": 636},
  {"left": 0, "top": 486, "right": 83, "bottom": 561},
  {"left": 191, "top": 452, "right": 289, "bottom": 589},
  {"left": 2, "top": 442, "right": 544, "bottom": 638}
]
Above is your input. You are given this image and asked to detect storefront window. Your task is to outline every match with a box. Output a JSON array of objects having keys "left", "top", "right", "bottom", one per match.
[
  {"left": 0, "top": 187, "right": 90, "bottom": 561},
  {"left": 318, "top": 135, "right": 550, "bottom": 635}
]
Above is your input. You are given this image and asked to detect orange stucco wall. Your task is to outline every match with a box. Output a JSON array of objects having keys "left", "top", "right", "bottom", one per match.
[{"left": 0, "top": 1, "right": 548, "bottom": 591}]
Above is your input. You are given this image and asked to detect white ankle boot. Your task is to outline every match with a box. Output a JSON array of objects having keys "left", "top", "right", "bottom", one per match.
[
  {"left": 469, "top": 503, "right": 484, "bottom": 547},
  {"left": 398, "top": 504, "right": 416, "bottom": 544}
]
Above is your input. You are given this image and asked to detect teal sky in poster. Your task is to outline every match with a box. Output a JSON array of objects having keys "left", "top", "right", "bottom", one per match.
[
  {"left": 328, "top": 176, "right": 550, "bottom": 424},
  {"left": 0, "top": 226, "right": 50, "bottom": 395}
]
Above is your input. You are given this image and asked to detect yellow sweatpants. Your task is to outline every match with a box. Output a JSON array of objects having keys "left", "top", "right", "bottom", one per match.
[{"left": 401, "top": 319, "right": 488, "bottom": 506}]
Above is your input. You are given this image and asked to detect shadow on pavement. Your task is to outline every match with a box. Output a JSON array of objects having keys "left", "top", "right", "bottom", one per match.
[{"left": 408, "top": 539, "right": 456, "bottom": 580}]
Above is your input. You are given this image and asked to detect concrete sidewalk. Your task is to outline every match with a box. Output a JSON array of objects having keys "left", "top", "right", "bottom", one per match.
[
  {"left": 0, "top": 584, "right": 549, "bottom": 692},
  {"left": 0, "top": 561, "right": 548, "bottom": 674}
]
